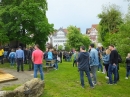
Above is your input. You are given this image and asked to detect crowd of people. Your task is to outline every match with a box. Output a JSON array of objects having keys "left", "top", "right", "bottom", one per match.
[
  {"left": 77, "top": 43, "right": 130, "bottom": 88},
  {"left": 63, "top": 51, "right": 73, "bottom": 62},
  {"left": 0, "top": 43, "right": 130, "bottom": 88}
]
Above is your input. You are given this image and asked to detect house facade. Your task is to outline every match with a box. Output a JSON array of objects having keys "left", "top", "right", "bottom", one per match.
[
  {"left": 46, "top": 28, "right": 68, "bottom": 49},
  {"left": 86, "top": 24, "right": 98, "bottom": 43}
]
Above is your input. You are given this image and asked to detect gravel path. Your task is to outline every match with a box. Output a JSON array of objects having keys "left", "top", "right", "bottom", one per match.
[{"left": 0, "top": 68, "right": 34, "bottom": 90}]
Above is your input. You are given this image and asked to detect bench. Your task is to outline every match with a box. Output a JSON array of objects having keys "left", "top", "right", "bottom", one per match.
[{"left": 44, "top": 60, "right": 55, "bottom": 72}]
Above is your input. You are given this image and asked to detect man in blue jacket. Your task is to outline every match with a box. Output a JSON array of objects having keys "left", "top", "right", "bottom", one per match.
[
  {"left": 77, "top": 46, "right": 94, "bottom": 88},
  {"left": 89, "top": 44, "right": 99, "bottom": 85}
]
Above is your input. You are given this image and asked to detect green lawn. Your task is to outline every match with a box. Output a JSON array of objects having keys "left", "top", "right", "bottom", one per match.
[
  {"left": 1, "top": 61, "right": 130, "bottom": 97},
  {"left": 41, "top": 62, "right": 130, "bottom": 97}
]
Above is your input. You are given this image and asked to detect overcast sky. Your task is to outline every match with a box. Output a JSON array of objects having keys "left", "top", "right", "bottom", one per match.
[{"left": 46, "top": 0, "right": 129, "bottom": 33}]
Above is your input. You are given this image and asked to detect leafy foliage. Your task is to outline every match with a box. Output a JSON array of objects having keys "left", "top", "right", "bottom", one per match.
[
  {"left": 98, "top": 4, "right": 123, "bottom": 43},
  {"left": 98, "top": 4, "right": 130, "bottom": 60},
  {"left": 64, "top": 43, "right": 71, "bottom": 51},
  {"left": 67, "top": 26, "right": 91, "bottom": 50},
  {"left": 58, "top": 45, "right": 63, "bottom": 50},
  {"left": 0, "top": 0, "right": 54, "bottom": 50}
]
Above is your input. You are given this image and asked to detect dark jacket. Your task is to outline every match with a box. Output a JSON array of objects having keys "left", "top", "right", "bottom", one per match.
[
  {"left": 77, "top": 52, "right": 90, "bottom": 71},
  {"left": 26, "top": 50, "right": 31, "bottom": 59},
  {"left": 110, "top": 50, "right": 118, "bottom": 65},
  {"left": 126, "top": 58, "right": 130, "bottom": 66},
  {"left": 53, "top": 53, "right": 57, "bottom": 60}
]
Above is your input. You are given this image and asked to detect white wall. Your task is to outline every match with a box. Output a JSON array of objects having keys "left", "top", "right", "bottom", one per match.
[{"left": 52, "top": 30, "right": 67, "bottom": 47}]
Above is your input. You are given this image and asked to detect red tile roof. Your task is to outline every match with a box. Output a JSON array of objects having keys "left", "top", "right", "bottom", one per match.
[{"left": 91, "top": 24, "right": 98, "bottom": 30}]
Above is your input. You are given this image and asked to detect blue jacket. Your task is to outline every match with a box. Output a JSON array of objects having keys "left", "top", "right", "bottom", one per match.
[
  {"left": 89, "top": 48, "right": 99, "bottom": 66},
  {"left": 9, "top": 52, "right": 16, "bottom": 59},
  {"left": 102, "top": 54, "right": 110, "bottom": 64}
]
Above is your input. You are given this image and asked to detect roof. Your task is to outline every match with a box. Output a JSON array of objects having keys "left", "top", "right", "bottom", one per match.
[
  {"left": 86, "top": 24, "right": 98, "bottom": 34},
  {"left": 52, "top": 27, "right": 80, "bottom": 35},
  {"left": 91, "top": 24, "right": 98, "bottom": 30}
]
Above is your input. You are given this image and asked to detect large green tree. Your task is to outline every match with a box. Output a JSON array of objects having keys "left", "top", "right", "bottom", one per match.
[
  {"left": 115, "top": 5, "right": 130, "bottom": 59},
  {"left": 0, "top": 0, "right": 54, "bottom": 50},
  {"left": 67, "top": 26, "right": 91, "bottom": 50},
  {"left": 98, "top": 4, "right": 123, "bottom": 45}
]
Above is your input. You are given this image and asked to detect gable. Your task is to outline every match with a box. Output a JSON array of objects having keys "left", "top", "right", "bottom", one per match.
[{"left": 57, "top": 30, "right": 65, "bottom": 35}]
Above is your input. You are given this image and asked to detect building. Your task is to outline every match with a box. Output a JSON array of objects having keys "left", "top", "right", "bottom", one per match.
[
  {"left": 47, "top": 27, "right": 80, "bottom": 49},
  {"left": 86, "top": 24, "right": 98, "bottom": 43},
  {"left": 46, "top": 27, "right": 68, "bottom": 49}
]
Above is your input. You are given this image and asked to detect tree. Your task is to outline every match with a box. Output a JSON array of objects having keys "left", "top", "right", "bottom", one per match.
[
  {"left": 64, "top": 43, "right": 71, "bottom": 51},
  {"left": 58, "top": 45, "right": 63, "bottom": 51},
  {"left": 115, "top": 5, "right": 130, "bottom": 59},
  {"left": 67, "top": 26, "right": 91, "bottom": 50},
  {"left": 98, "top": 4, "right": 123, "bottom": 43},
  {"left": 98, "top": 4, "right": 130, "bottom": 61},
  {"left": 0, "top": 0, "right": 54, "bottom": 50}
]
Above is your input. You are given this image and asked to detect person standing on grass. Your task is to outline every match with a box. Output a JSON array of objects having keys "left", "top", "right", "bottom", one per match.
[
  {"left": 9, "top": 49, "right": 16, "bottom": 67},
  {"left": 102, "top": 49, "right": 111, "bottom": 79},
  {"left": 32, "top": 44, "right": 44, "bottom": 80},
  {"left": 108, "top": 45, "right": 118, "bottom": 84},
  {"left": 23, "top": 47, "right": 27, "bottom": 64},
  {"left": 26, "top": 47, "right": 32, "bottom": 71},
  {"left": 97, "top": 45, "right": 104, "bottom": 73},
  {"left": 89, "top": 44, "right": 99, "bottom": 85},
  {"left": 125, "top": 53, "right": 130, "bottom": 79},
  {"left": 59, "top": 50, "right": 62, "bottom": 63},
  {"left": 16, "top": 46, "right": 24, "bottom": 72},
  {"left": 73, "top": 51, "right": 78, "bottom": 67},
  {"left": 77, "top": 46, "right": 94, "bottom": 88},
  {"left": 53, "top": 49, "right": 58, "bottom": 70}
]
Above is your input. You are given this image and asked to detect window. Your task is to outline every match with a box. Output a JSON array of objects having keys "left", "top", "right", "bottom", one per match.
[{"left": 53, "top": 40, "right": 67, "bottom": 43}]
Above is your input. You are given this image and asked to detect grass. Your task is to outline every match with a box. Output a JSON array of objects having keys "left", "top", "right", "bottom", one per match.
[
  {"left": 1, "top": 61, "right": 130, "bottom": 97},
  {"left": 2, "top": 85, "right": 21, "bottom": 91}
]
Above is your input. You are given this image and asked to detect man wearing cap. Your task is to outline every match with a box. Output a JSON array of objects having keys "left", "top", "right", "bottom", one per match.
[{"left": 16, "top": 46, "right": 24, "bottom": 72}]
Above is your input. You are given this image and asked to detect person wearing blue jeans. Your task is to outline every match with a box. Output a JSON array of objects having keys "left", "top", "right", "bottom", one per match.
[
  {"left": 98, "top": 61, "right": 103, "bottom": 72},
  {"left": 32, "top": 44, "right": 44, "bottom": 80},
  {"left": 34, "top": 64, "right": 44, "bottom": 80},
  {"left": 10, "top": 58, "right": 15, "bottom": 66},
  {"left": 77, "top": 46, "right": 94, "bottom": 88},
  {"left": 108, "top": 45, "right": 119, "bottom": 84},
  {"left": 79, "top": 68, "right": 94, "bottom": 88},
  {"left": 9, "top": 49, "right": 16, "bottom": 67},
  {"left": 108, "top": 64, "right": 117, "bottom": 84}
]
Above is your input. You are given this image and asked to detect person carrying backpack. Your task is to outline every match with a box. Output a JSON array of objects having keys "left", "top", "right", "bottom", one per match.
[{"left": 9, "top": 49, "right": 16, "bottom": 67}]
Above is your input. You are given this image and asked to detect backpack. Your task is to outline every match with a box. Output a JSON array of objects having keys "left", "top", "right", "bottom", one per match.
[
  {"left": 118, "top": 54, "right": 122, "bottom": 63},
  {"left": 10, "top": 53, "right": 15, "bottom": 59}
]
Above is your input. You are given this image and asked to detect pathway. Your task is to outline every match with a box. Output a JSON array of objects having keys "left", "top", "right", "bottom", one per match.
[{"left": 0, "top": 68, "right": 34, "bottom": 90}]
